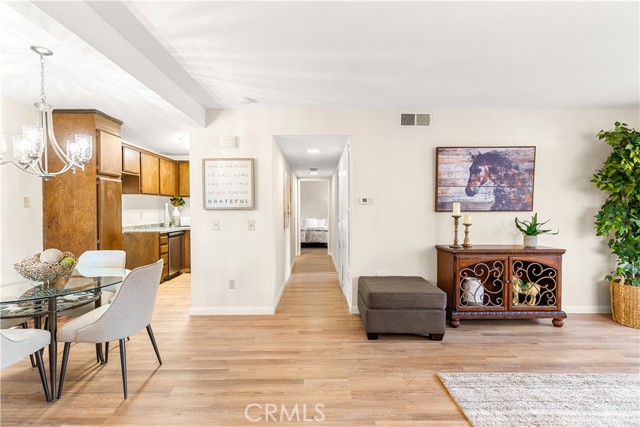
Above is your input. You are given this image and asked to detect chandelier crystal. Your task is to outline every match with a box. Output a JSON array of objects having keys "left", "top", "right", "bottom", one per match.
[{"left": 0, "top": 46, "right": 93, "bottom": 178}]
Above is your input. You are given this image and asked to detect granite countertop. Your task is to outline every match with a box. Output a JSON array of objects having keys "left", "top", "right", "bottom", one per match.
[{"left": 123, "top": 224, "right": 191, "bottom": 234}]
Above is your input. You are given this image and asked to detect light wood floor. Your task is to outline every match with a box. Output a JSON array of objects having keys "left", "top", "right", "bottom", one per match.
[{"left": 1, "top": 248, "right": 639, "bottom": 426}]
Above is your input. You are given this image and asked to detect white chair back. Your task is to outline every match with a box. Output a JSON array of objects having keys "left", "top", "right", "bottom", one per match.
[
  {"left": 77, "top": 250, "right": 126, "bottom": 269},
  {"left": 1, "top": 329, "right": 51, "bottom": 369},
  {"left": 72, "top": 260, "right": 163, "bottom": 343}
]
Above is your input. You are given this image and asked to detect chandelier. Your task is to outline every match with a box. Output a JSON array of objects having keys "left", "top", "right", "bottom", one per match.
[{"left": 0, "top": 46, "right": 92, "bottom": 179}]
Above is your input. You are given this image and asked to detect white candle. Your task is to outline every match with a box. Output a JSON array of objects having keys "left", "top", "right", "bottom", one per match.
[
  {"left": 463, "top": 214, "right": 472, "bottom": 224},
  {"left": 452, "top": 202, "right": 461, "bottom": 216}
]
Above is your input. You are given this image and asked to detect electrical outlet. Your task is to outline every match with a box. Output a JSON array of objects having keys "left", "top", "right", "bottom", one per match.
[
  {"left": 213, "top": 220, "right": 220, "bottom": 231},
  {"left": 248, "top": 220, "right": 255, "bottom": 231},
  {"left": 139, "top": 210, "right": 144, "bottom": 218},
  {"left": 228, "top": 279, "right": 236, "bottom": 289},
  {"left": 23, "top": 197, "right": 30, "bottom": 208}
]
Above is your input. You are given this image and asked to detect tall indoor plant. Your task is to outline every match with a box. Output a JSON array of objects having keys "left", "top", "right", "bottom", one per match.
[{"left": 592, "top": 122, "right": 640, "bottom": 328}]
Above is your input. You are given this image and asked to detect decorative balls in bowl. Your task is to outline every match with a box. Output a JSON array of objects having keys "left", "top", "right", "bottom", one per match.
[{"left": 14, "top": 248, "right": 76, "bottom": 286}]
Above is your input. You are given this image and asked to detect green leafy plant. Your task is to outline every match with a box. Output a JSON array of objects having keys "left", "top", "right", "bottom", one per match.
[
  {"left": 592, "top": 122, "right": 640, "bottom": 286},
  {"left": 170, "top": 197, "right": 185, "bottom": 207},
  {"left": 514, "top": 213, "right": 559, "bottom": 236}
]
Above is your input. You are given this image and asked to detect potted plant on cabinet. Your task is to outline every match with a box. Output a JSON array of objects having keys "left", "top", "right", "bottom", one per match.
[
  {"left": 592, "top": 122, "right": 640, "bottom": 328},
  {"left": 514, "top": 213, "right": 558, "bottom": 247}
]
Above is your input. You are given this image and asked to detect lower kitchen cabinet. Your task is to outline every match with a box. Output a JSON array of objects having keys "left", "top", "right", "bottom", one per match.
[{"left": 123, "top": 229, "right": 191, "bottom": 282}]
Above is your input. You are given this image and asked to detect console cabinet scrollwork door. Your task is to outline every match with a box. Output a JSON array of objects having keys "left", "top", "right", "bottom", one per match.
[
  {"left": 456, "top": 257, "right": 508, "bottom": 312},
  {"left": 509, "top": 256, "right": 562, "bottom": 311}
]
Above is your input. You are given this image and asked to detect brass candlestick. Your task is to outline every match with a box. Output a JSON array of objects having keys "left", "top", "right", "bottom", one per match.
[
  {"left": 450, "top": 215, "right": 462, "bottom": 248},
  {"left": 463, "top": 223, "right": 472, "bottom": 248}
]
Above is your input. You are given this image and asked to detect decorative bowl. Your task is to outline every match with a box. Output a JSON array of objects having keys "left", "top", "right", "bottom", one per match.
[{"left": 14, "top": 251, "right": 76, "bottom": 287}]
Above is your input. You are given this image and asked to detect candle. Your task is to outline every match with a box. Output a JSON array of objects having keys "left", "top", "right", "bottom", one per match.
[
  {"left": 463, "top": 214, "right": 472, "bottom": 224},
  {"left": 452, "top": 202, "right": 461, "bottom": 216}
]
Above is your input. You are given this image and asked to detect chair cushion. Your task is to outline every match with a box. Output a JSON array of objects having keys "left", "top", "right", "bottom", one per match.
[
  {"left": 1, "top": 329, "right": 51, "bottom": 369},
  {"left": 358, "top": 276, "right": 446, "bottom": 310},
  {"left": 57, "top": 304, "right": 110, "bottom": 343}
]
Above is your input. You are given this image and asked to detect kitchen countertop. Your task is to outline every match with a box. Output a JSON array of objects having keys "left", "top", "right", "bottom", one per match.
[{"left": 123, "top": 224, "right": 191, "bottom": 234}]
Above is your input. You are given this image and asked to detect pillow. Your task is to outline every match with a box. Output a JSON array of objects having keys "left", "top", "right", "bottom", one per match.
[
  {"left": 318, "top": 218, "right": 328, "bottom": 228},
  {"left": 305, "top": 218, "right": 318, "bottom": 228}
]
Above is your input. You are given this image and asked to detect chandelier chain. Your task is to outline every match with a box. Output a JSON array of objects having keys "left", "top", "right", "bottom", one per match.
[{"left": 40, "top": 54, "right": 46, "bottom": 103}]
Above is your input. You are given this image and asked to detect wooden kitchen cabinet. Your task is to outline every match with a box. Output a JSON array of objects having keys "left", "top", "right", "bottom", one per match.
[
  {"left": 122, "top": 232, "right": 160, "bottom": 270},
  {"left": 435, "top": 245, "right": 567, "bottom": 328},
  {"left": 45, "top": 110, "right": 123, "bottom": 256},
  {"left": 122, "top": 146, "right": 140, "bottom": 174},
  {"left": 140, "top": 152, "right": 160, "bottom": 194},
  {"left": 178, "top": 161, "right": 190, "bottom": 197},
  {"left": 159, "top": 158, "right": 177, "bottom": 196},
  {"left": 182, "top": 230, "right": 191, "bottom": 272},
  {"left": 97, "top": 130, "right": 122, "bottom": 177}
]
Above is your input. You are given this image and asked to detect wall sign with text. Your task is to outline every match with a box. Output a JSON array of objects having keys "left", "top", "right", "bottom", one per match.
[{"left": 203, "top": 158, "right": 255, "bottom": 210}]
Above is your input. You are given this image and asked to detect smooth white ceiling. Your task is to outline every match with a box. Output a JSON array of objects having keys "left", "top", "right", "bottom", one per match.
[
  {"left": 125, "top": 1, "right": 639, "bottom": 109},
  {"left": 1, "top": 1, "right": 638, "bottom": 157},
  {"left": 276, "top": 135, "right": 348, "bottom": 178}
]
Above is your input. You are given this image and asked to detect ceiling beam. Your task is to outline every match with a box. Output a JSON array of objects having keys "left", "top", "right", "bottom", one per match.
[{"left": 32, "top": 0, "right": 211, "bottom": 128}]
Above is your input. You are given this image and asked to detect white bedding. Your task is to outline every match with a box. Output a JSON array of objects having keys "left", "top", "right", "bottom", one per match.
[{"left": 300, "top": 218, "right": 328, "bottom": 244}]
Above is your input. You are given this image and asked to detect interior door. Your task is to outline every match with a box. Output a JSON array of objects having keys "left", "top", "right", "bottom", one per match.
[{"left": 97, "top": 176, "right": 123, "bottom": 250}]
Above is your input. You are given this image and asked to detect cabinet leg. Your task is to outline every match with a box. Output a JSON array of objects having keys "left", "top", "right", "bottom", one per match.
[
  {"left": 449, "top": 319, "right": 460, "bottom": 328},
  {"left": 552, "top": 318, "right": 565, "bottom": 327},
  {"left": 429, "top": 333, "right": 444, "bottom": 341}
]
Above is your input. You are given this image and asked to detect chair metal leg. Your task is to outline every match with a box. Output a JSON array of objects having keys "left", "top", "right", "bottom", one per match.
[
  {"left": 34, "top": 349, "right": 51, "bottom": 402},
  {"left": 96, "top": 343, "right": 104, "bottom": 364},
  {"left": 146, "top": 325, "right": 162, "bottom": 365},
  {"left": 119, "top": 338, "right": 128, "bottom": 399},
  {"left": 58, "top": 343, "right": 71, "bottom": 398},
  {"left": 104, "top": 342, "right": 109, "bottom": 364},
  {"left": 21, "top": 323, "right": 36, "bottom": 368}
]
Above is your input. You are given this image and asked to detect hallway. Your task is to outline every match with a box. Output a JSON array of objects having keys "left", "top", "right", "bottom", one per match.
[{"left": 2, "top": 249, "right": 639, "bottom": 426}]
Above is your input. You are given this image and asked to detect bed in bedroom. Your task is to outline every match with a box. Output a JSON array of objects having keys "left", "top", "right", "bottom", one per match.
[{"left": 300, "top": 218, "right": 328, "bottom": 247}]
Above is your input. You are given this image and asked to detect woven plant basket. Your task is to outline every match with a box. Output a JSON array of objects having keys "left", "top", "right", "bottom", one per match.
[{"left": 610, "top": 276, "right": 640, "bottom": 329}]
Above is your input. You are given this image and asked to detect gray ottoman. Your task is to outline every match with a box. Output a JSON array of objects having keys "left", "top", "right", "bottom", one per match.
[{"left": 358, "top": 276, "right": 446, "bottom": 341}]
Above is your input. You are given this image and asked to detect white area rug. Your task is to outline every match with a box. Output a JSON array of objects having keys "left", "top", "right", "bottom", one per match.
[{"left": 437, "top": 373, "right": 640, "bottom": 427}]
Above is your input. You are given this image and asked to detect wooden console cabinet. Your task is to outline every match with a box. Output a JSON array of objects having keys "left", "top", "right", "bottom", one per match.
[{"left": 435, "top": 245, "right": 566, "bottom": 328}]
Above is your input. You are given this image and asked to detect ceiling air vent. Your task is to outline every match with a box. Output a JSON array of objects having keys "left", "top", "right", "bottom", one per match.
[{"left": 400, "top": 113, "right": 431, "bottom": 127}]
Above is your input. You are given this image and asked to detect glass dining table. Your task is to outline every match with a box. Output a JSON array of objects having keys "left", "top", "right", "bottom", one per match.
[{"left": 0, "top": 267, "right": 126, "bottom": 401}]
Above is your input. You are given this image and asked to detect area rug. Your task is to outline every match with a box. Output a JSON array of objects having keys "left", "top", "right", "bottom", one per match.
[{"left": 437, "top": 373, "right": 640, "bottom": 427}]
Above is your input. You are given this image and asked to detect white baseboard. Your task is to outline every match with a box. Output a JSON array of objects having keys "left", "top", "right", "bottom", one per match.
[
  {"left": 329, "top": 252, "right": 337, "bottom": 270},
  {"left": 564, "top": 305, "right": 611, "bottom": 314},
  {"left": 272, "top": 278, "right": 289, "bottom": 312},
  {"left": 190, "top": 306, "right": 275, "bottom": 315},
  {"left": 350, "top": 305, "right": 359, "bottom": 314}
]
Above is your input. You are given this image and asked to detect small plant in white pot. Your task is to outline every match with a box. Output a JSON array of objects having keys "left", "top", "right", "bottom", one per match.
[{"left": 514, "top": 213, "right": 558, "bottom": 247}]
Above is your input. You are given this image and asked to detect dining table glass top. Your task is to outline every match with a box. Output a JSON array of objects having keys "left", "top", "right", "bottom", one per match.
[{"left": 0, "top": 267, "right": 126, "bottom": 317}]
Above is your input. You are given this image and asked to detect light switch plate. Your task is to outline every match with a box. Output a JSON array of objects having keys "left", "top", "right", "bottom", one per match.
[
  {"left": 248, "top": 220, "right": 255, "bottom": 231},
  {"left": 213, "top": 220, "right": 220, "bottom": 231}
]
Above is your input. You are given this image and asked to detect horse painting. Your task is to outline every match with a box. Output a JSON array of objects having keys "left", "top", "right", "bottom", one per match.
[{"left": 436, "top": 147, "right": 535, "bottom": 211}]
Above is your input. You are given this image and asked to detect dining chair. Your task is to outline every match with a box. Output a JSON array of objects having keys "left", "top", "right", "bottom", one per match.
[
  {"left": 1, "top": 328, "right": 51, "bottom": 402},
  {"left": 57, "top": 259, "right": 163, "bottom": 399},
  {"left": 59, "top": 250, "right": 127, "bottom": 363},
  {"left": 1, "top": 319, "right": 37, "bottom": 367}
]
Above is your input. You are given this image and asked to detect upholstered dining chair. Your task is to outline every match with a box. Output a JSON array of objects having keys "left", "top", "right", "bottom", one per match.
[
  {"left": 59, "top": 250, "right": 127, "bottom": 363},
  {"left": 0, "top": 319, "right": 37, "bottom": 367},
  {"left": 1, "top": 328, "right": 51, "bottom": 402},
  {"left": 57, "top": 259, "right": 163, "bottom": 399}
]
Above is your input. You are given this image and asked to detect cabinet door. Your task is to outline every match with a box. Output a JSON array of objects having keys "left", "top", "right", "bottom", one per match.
[
  {"left": 97, "top": 131, "right": 122, "bottom": 177},
  {"left": 140, "top": 153, "right": 160, "bottom": 194},
  {"left": 456, "top": 256, "right": 508, "bottom": 311},
  {"left": 122, "top": 146, "right": 140, "bottom": 174},
  {"left": 182, "top": 230, "right": 191, "bottom": 272},
  {"left": 510, "top": 256, "right": 562, "bottom": 310},
  {"left": 159, "top": 158, "right": 177, "bottom": 196},
  {"left": 97, "top": 176, "right": 122, "bottom": 250},
  {"left": 178, "top": 161, "right": 190, "bottom": 197}
]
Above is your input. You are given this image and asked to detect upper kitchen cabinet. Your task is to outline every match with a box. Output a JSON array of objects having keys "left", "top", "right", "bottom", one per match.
[
  {"left": 159, "top": 158, "right": 177, "bottom": 196},
  {"left": 97, "top": 130, "right": 122, "bottom": 177},
  {"left": 45, "top": 110, "right": 123, "bottom": 256},
  {"left": 140, "top": 152, "right": 160, "bottom": 195},
  {"left": 122, "top": 145, "right": 140, "bottom": 174},
  {"left": 178, "top": 161, "right": 190, "bottom": 197}
]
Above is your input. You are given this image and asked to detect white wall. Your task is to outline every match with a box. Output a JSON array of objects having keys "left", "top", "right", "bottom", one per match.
[
  {"left": 300, "top": 180, "right": 329, "bottom": 220},
  {"left": 189, "top": 108, "right": 639, "bottom": 315},
  {"left": 122, "top": 194, "right": 191, "bottom": 226},
  {"left": 0, "top": 97, "right": 43, "bottom": 285}
]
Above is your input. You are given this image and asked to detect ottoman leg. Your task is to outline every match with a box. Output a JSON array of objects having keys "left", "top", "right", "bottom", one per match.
[
  {"left": 429, "top": 333, "right": 444, "bottom": 341},
  {"left": 367, "top": 333, "right": 379, "bottom": 340}
]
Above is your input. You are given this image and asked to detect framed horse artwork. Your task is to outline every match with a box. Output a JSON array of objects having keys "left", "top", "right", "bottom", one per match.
[{"left": 435, "top": 146, "right": 536, "bottom": 212}]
